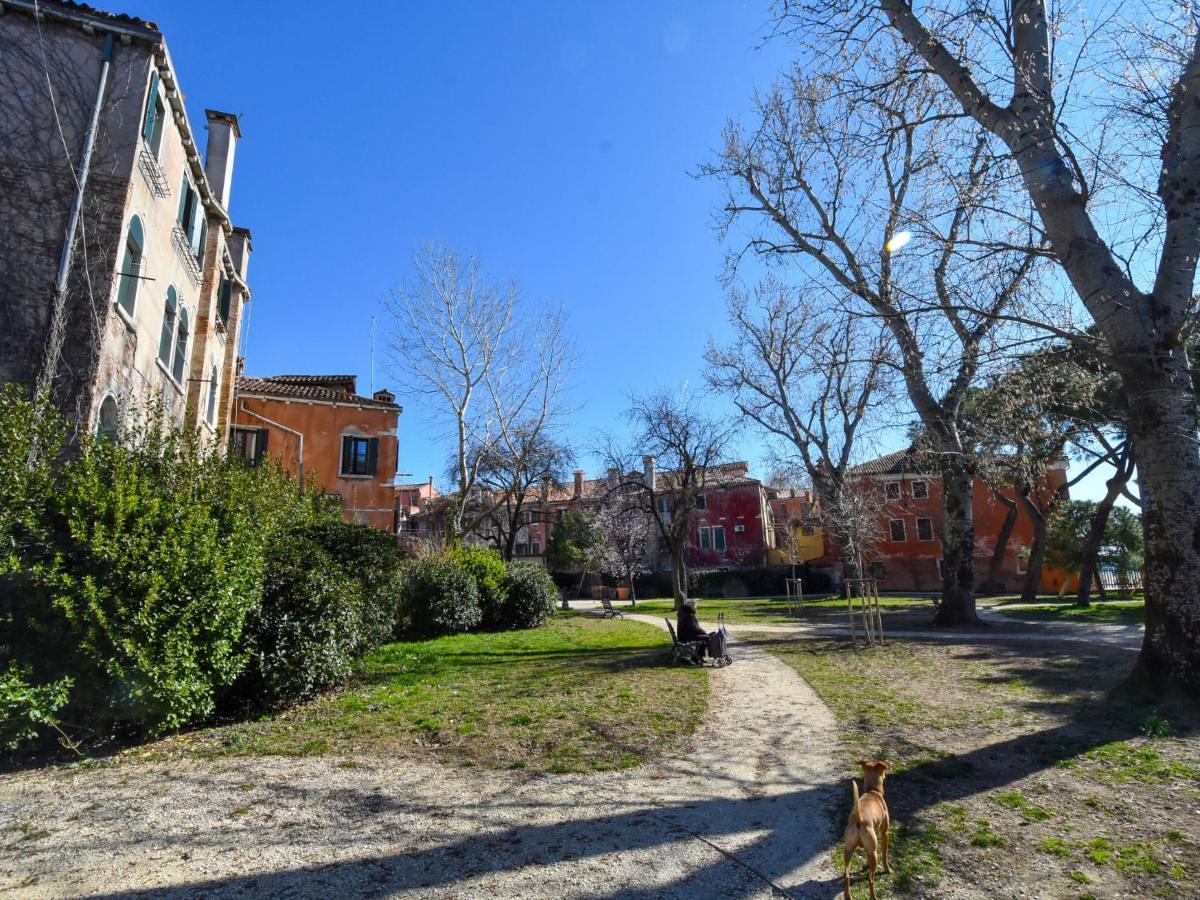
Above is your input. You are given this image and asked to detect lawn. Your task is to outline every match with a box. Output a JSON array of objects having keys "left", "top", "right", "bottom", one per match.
[
  {"left": 756, "top": 633, "right": 1200, "bottom": 898},
  {"left": 990, "top": 599, "right": 1145, "bottom": 626},
  {"left": 162, "top": 615, "right": 706, "bottom": 774},
  {"left": 634, "top": 594, "right": 935, "bottom": 625}
]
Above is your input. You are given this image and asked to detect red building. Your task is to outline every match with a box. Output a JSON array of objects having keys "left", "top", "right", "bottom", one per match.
[{"left": 838, "top": 448, "right": 1071, "bottom": 593}]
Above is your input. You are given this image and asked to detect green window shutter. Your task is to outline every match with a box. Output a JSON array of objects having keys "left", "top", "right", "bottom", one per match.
[
  {"left": 714, "top": 527, "right": 726, "bottom": 551},
  {"left": 142, "top": 71, "right": 159, "bottom": 143},
  {"left": 172, "top": 308, "right": 189, "bottom": 383},
  {"left": 699, "top": 527, "right": 710, "bottom": 550},
  {"left": 254, "top": 428, "right": 269, "bottom": 466},
  {"left": 218, "top": 277, "right": 232, "bottom": 324},
  {"left": 117, "top": 241, "right": 138, "bottom": 314},
  {"left": 366, "top": 438, "right": 379, "bottom": 475},
  {"left": 194, "top": 216, "right": 207, "bottom": 266},
  {"left": 177, "top": 174, "right": 190, "bottom": 224},
  {"left": 158, "top": 287, "right": 177, "bottom": 363}
]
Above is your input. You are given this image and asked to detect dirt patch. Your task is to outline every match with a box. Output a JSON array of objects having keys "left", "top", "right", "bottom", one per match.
[{"left": 757, "top": 633, "right": 1200, "bottom": 899}]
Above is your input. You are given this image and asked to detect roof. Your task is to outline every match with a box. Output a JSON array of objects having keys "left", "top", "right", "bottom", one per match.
[
  {"left": 236, "top": 375, "right": 401, "bottom": 411},
  {"left": 6, "top": 0, "right": 159, "bottom": 34},
  {"left": 847, "top": 448, "right": 927, "bottom": 477}
]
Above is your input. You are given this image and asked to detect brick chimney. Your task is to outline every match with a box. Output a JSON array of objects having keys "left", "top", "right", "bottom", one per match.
[
  {"left": 642, "top": 455, "right": 656, "bottom": 491},
  {"left": 573, "top": 469, "right": 584, "bottom": 499},
  {"left": 204, "top": 109, "right": 240, "bottom": 210},
  {"left": 372, "top": 388, "right": 395, "bottom": 404}
]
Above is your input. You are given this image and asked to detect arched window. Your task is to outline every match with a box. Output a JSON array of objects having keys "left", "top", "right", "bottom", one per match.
[
  {"left": 116, "top": 216, "right": 144, "bottom": 316},
  {"left": 172, "top": 307, "right": 190, "bottom": 384},
  {"left": 96, "top": 395, "right": 119, "bottom": 442},
  {"left": 158, "top": 286, "right": 177, "bottom": 365},
  {"left": 206, "top": 364, "right": 219, "bottom": 425}
]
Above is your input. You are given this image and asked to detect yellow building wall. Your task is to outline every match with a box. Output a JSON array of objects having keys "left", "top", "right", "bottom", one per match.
[{"left": 768, "top": 526, "right": 825, "bottom": 565}]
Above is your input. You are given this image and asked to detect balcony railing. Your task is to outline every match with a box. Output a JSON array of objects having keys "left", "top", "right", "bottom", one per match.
[
  {"left": 171, "top": 225, "right": 203, "bottom": 287},
  {"left": 138, "top": 144, "right": 171, "bottom": 198}
]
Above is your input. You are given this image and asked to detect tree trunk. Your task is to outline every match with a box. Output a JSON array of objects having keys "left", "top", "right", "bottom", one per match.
[
  {"left": 1017, "top": 488, "right": 1048, "bottom": 604},
  {"left": 933, "top": 455, "right": 978, "bottom": 625},
  {"left": 984, "top": 488, "right": 1019, "bottom": 594},
  {"left": 670, "top": 542, "right": 688, "bottom": 609},
  {"left": 1076, "top": 462, "right": 1130, "bottom": 607},
  {"left": 1123, "top": 363, "right": 1200, "bottom": 692}
]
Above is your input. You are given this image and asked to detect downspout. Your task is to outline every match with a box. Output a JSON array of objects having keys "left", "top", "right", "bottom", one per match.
[
  {"left": 238, "top": 402, "right": 303, "bottom": 484},
  {"left": 36, "top": 32, "right": 115, "bottom": 399}
]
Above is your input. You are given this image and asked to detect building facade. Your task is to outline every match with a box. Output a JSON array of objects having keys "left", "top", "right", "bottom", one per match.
[
  {"left": 839, "top": 449, "right": 1071, "bottom": 593},
  {"left": 232, "top": 375, "right": 402, "bottom": 531},
  {"left": 0, "top": 1, "right": 251, "bottom": 444}
]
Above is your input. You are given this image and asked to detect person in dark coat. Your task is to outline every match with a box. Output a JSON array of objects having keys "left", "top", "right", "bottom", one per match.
[{"left": 677, "top": 598, "right": 708, "bottom": 663}]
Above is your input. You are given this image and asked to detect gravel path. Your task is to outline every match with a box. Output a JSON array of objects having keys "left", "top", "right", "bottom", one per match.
[{"left": 0, "top": 623, "right": 843, "bottom": 899}]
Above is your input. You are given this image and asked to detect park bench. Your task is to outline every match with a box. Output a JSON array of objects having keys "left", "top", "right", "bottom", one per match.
[
  {"left": 664, "top": 618, "right": 704, "bottom": 665},
  {"left": 599, "top": 595, "right": 624, "bottom": 618}
]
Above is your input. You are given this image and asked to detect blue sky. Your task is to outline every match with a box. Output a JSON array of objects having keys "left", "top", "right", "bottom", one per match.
[{"left": 139, "top": 0, "right": 1121, "bottom": 503}]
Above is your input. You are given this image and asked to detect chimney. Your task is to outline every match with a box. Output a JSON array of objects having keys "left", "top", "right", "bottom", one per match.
[
  {"left": 573, "top": 469, "right": 584, "bottom": 499},
  {"left": 235, "top": 356, "right": 245, "bottom": 376},
  {"left": 373, "top": 388, "right": 395, "bottom": 404},
  {"left": 228, "top": 226, "right": 252, "bottom": 282},
  {"left": 540, "top": 474, "right": 551, "bottom": 503},
  {"left": 606, "top": 467, "right": 618, "bottom": 481},
  {"left": 642, "top": 455, "right": 656, "bottom": 491},
  {"left": 204, "top": 109, "right": 241, "bottom": 210}
]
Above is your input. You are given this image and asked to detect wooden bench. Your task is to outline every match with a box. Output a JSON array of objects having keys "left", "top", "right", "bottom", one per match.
[
  {"left": 599, "top": 596, "right": 624, "bottom": 618},
  {"left": 664, "top": 618, "right": 704, "bottom": 665}
]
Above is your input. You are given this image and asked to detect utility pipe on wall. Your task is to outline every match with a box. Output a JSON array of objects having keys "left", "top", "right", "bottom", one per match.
[{"left": 238, "top": 402, "right": 303, "bottom": 484}]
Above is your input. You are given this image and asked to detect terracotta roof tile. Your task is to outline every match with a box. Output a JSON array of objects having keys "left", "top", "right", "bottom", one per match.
[
  {"left": 848, "top": 448, "right": 926, "bottom": 477},
  {"left": 236, "top": 375, "right": 400, "bottom": 410}
]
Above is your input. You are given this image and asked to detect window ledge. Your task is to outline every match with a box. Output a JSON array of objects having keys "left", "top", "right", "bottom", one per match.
[
  {"left": 154, "top": 357, "right": 184, "bottom": 395},
  {"left": 338, "top": 473, "right": 375, "bottom": 481},
  {"left": 112, "top": 301, "right": 137, "bottom": 334}
]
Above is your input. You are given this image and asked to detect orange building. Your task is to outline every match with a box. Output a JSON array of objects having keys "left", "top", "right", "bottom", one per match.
[
  {"left": 841, "top": 448, "right": 1071, "bottom": 594},
  {"left": 231, "top": 374, "right": 401, "bottom": 531}
]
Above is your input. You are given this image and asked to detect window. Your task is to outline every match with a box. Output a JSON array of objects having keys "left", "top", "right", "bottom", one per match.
[
  {"left": 158, "top": 286, "right": 177, "bottom": 365},
  {"left": 658, "top": 496, "right": 670, "bottom": 515},
  {"left": 889, "top": 518, "right": 906, "bottom": 542},
  {"left": 699, "top": 527, "right": 711, "bottom": 550},
  {"left": 712, "top": 525, "right": 726, "bottom": 551},
  {"left": 193, "top": 215, "right": 207, "bottom": 267},
  {"left": 911, "top": 480, "right": 929, "bottom": 499},
  {"left": 178, "top": 174, "right": 197, "bottom": 238},
  {"left": 172, "top": 307, "right": 189, "bottom": 384},
  {"left": 116, "top": 216, "right": 144, "bottom": 316},
  {"left": 341, "top": 435, "right": 379, "bottom": 476},
  {"left": 205, "top": 365, "right": 219, "bottom": 425},
  {"left": 96, "top": 395, "right": 119, "bottom": 442},
  {"left": 218, "top": 276, "right": 232, "bottom": 326},
  {"left": 231, "top": 426, "right": 267, "bottom": 465},
  {"left": 141, "top": 71, "right": 164, "bottom": 155},
  {"left": 916, "top": 517, "right": 934, "bottom": 542},
  {"left": 530, "top": 541, "right": 541, "bottom": 556},
  {"left": 695, "top": 494, "right": 707, "bottom": 510},
  {"left": 884, "top": 481, "right": 901, "bottom": 500}
]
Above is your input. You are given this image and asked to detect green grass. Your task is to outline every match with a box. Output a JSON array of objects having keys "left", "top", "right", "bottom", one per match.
[
  {"left": 991, "top": 599, "right": 1144, "bottom": 626},
  {"left": 178, "top": 615, "right": 706, "bottom": 773},
  {"left": 634, "top": 595, "right": 935, "bottom": 625}
]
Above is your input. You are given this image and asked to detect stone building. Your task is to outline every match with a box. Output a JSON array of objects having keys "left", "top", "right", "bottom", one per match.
[{"left": 0, "top": 0, "right": 250, "bottom": 444}]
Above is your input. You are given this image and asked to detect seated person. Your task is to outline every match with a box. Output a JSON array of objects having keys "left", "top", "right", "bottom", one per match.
[{"left": 677, "top": 598, "right": 707, "bottom": 662}]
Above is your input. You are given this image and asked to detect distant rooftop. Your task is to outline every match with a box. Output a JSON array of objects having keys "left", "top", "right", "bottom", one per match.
[{"left": 237, "top": 375, "right": 400, "bottom": 410}]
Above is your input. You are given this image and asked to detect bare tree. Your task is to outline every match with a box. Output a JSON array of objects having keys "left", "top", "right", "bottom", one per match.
[
  {"left": 773, "top": 0, "right": 1200, "bottom": 689},
  {"left": 605, "top": 389, "right": 735, "bottom": 608},
  {"left": 385, "top": 244, "right": 572, "bottom": 542},
  {"left": 470, "top": 432, "right": 573, "bottom": 560},
  {"left": 708, "top": 61, "right": 1039, "bottom": 624},
  {"left": 706, "top": 274, "right": 891, "bottom": 586}
]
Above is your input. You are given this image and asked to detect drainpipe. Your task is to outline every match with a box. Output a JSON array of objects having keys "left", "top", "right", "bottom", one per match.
[
  {"left": 36, "top": 32, "right": 114, "bottom": 399},
  {"left": 238, "top": 402, "right": 303, "bottom": 484}
]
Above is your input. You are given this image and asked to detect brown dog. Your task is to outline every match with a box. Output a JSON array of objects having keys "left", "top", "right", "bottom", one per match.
[{"left": 842, "top": 759, "right": 891, "bottom": 900}]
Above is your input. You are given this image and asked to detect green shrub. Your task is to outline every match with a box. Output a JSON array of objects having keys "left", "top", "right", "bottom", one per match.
[
  {"left": 234, "top": 527, "right": 365, "bottom": 708},
  {"left": 500, "top": 562, "right": 558, "bottom": 629},
  {"left": 401, "top": 557, "right": 482, "bottom": 637},
  {"left": 33, "top": 423, "right": 335, "bottom": 735},
  {"left": 0, "top": 664, "right": 72, "bottom": 750},
  {"left": 0, "top": 386, "right": 63, "bottom": 575},
  {"left": 304, "top": 521, "right": 406, "bottom": 648},
  {"left": 449, "top": 546, "right": 509, "bottom": 629}
]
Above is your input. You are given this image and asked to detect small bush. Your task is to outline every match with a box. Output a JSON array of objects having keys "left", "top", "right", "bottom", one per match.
[
  {"left": 449, "top": 546, "right": 509, "bottom": 629},
  {"left": 401, "top": 557, "right": 482, "bottom": 637},
  {"left": 501, "top": 562, "right": 558, "bottom": 629},
  {"left": 234, "top": 527, "right": 365, "bottom": 708},
  {"left": 0, "top": 664, "right": 72, "bottom": 750}
]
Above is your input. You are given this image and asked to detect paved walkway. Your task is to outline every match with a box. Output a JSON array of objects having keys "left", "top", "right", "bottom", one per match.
[{"left": 0, "top": 625, "right": 845, "bottom": 899}]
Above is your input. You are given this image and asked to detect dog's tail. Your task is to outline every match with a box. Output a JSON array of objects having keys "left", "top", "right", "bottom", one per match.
[{"left": 851, "top": 779, "right": 862, "bottom": 825}]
